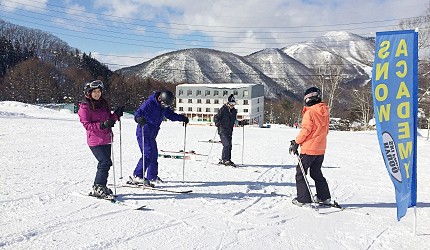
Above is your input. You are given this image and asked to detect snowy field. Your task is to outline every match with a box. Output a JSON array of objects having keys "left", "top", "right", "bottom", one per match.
[{"left": 1, "top": 101, "right": 430, "bottom": 250}]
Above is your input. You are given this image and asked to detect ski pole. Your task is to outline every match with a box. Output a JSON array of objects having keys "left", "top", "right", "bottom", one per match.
[
  {"left": 119, "top": 119, "right": 123, "bottom": 180},
  {"left": 241, "top": 123, "right": 245, "bottom": 165},
  {"left": 182, "top": 123, "right": 187, "bottom": 183},
  {"left": 110, "top": 131, "right": 117, "bottom": 196},
  {"left": 296, "top": 154, "right": 317, "bottom": 209},
  {"left": 141, "top": 125, "right": 145, "bottom": 180},
  {"left": 204, "top": 128, "right": 218, "bottom": 168}
]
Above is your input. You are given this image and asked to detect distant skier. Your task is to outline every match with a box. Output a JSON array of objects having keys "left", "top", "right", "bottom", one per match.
[
  {"left": 214, "top": 94, "right": 239, "bottom": 167},
  {"left": 289, "top": 86, "right": 331, "bottom": 206},
  {"left": 131, "top": 90, "right": 189, "bottom": 187},
  {"left": 78, "top": 80, "right": 124, "bottom": 198}
]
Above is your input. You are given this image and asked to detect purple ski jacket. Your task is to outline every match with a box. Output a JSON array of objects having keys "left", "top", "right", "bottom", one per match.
[
  {"left": 135, "top": 92, "right": 186, "bottom": 139},
  {"left": 78, "top": 100, "right": 119, "bottom": 147}
]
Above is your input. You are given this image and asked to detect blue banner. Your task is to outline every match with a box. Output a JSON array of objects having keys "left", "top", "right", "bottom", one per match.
[{"left": 372, "top": 30, "right": 418, "bottom": 221}]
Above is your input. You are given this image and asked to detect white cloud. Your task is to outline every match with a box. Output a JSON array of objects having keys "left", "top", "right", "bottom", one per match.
[
  {"left": 92, "top": 50, "right": 171, "bottom": 71},
  {"left": 88, "top": 0, "right": 428, "bottom": 56},
  {"left": 52, "top": 4, "right": 103, "bottom": 33},
  {"left": 0, "top": 0, "right": 48, "bottom": 12},
  {"left": 35, "top": 0, "right": 428, "bottom": 68}
]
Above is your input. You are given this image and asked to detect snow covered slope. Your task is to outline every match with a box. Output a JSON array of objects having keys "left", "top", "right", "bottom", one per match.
[{"left": 1, "top": 101, "right": 429, "bottom": 249}]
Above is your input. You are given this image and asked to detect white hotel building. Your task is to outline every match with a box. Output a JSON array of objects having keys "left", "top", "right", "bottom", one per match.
[{"left": 175, "top": 83, "right": 264, "bottom": 127}]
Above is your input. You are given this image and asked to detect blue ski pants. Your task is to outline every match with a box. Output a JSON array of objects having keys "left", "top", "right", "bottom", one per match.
[
  {"left": 220, "top": 134, "right": 233, "bottom": 161},
  {"left": 133, "top": 134, "right": 159, "bottom": 180},
  {"left": 89, "top": 144, "right": 112, "bottom": 186}
]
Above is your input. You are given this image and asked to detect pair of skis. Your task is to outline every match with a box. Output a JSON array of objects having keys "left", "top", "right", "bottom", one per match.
[
  {"left": 160, "top": 149, "right": 208, "bottom": 156},
  {"left": 315, "top": 200, "right": 344, "bottom": 210},
  {"left": 79, "top": 178, "right": 192, "bottom": 210},
  {"left": 295, "top": 200, "right": 344, "bottom": 210},
  {"left": 77, "top": 191, "right": 147, "bottom": 210},
  {"left": 122, "top": 176, "right": 193, "bottom": 194}
]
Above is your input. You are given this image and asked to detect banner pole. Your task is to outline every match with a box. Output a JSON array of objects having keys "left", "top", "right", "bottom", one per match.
[{"left": 414, "top": 206, "right": 417, "bottom": 236}]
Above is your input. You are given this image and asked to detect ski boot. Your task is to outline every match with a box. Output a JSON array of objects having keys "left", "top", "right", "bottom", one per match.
[{"left": 91, "top": 184, "right": 114, "bottom": 199}]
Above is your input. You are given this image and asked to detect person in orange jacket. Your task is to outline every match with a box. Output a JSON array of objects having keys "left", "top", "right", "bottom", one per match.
[{"left": 289, "top": 86, "right": 331, "bottom": 206}]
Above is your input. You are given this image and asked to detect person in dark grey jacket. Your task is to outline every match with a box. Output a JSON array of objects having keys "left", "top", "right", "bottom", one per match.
[{"left": 214, "top": 94, "right": 238, "bottom": 166}]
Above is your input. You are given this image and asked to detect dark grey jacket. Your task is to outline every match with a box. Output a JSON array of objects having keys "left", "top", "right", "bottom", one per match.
[{"left": 214, "top": 104, "right": 237, "bottom": 136}]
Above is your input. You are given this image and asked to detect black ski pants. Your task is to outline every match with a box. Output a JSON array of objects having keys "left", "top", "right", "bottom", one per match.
[
  {"left": 90, "top": 144, "right": 112, "bottom": 186},
  {"left": 220, "top": 134, "right": 233, "bottom": 161},
  {"left": 295, "top": 154, "right": 331, "bottom": 203}
]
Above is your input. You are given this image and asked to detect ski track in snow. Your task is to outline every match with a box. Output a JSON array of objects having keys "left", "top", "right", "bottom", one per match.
[{"left": 1, "top": 102, "right": 430, "bottom": 249}]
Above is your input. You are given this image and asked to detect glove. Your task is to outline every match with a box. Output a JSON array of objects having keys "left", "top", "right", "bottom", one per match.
[
  {"left": 289, "top": 140, "right": 299, "bottom": 155},
  {"left": 114, "top": 106, "right": 125, "bottom": 118},
  {"left": 135, "top": 116, "right": 146, "bottom": 125},
  {"left": 100, "top": 119, "right": 115, "bottom": 130},
  {"left": 182, "top": 116, "right": 189, "bottom": 125}
]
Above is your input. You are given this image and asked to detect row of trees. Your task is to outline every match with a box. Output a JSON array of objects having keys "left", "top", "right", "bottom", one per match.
[{"left": 0, "top": 35, "right": 176, "bottom": 110}]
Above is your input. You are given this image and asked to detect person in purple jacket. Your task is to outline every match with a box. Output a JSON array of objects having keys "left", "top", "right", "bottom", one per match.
[
  {"left": 78, "top": 80, "right": 124, "bottom": 198},
  {"left": 131, "top": 90, "right": 189, "bottom": 187}
]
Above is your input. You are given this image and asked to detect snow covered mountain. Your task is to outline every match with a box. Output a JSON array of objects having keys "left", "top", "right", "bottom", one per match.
[
  {"left": 119, "top": 31, "right": 375, "bottom": 99},
  {"left": 283, "top": 31, "right": 374, "bottom": 86},
  {"left": 244, "top": 48, "right": 314, "bottom": 97},
  {"left": 119, "top": 48, "right": 285, "bottom": 98}
]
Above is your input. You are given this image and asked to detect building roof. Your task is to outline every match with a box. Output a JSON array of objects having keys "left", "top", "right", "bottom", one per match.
[{"left": 178, "top": 83, "right": 257, "bottom": 88}]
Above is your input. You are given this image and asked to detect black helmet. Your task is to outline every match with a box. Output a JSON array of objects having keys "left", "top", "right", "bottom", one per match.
[
  {"left": 159, "top": 90, "right": 175, "bottom": 107},
  {"left": 83, "top": 80, "right": 104, "bottom": 95},
  {"left": 304, "top": 87, "right": 322, "bottom": 106},
  {"left": 227, "top": 94, "right": 236, "bottom": 105}
]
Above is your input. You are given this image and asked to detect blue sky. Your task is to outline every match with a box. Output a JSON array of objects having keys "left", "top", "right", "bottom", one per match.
[{"left": 0, "top": 0, "right": 428, "bottom": 70}]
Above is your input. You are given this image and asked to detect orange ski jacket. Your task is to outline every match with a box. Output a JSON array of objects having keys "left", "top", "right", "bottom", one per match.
[{"left": 295, "top": 102, "right": 329, "bottom": 155}]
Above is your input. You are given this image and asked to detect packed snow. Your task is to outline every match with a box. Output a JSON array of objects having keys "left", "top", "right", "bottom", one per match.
[{"left": 1, "top": 101, "right": 430, "bottom": 250}]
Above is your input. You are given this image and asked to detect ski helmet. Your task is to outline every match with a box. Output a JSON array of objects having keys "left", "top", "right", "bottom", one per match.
[
  {"left": 159, "top": 90, "right": 175, "bottom": 107},
  {"left": 83, "top": 80, "right": 104, "bottom": 95},
  {"left": 303, "top": 87, "right": 322, "bottom": 106},
  {"left": 227, "top": 94, "right": 236, "bottom": 105}
]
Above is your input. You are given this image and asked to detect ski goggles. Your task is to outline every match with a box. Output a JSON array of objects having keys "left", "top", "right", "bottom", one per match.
[
  {"left": 88, "top": 80, "right": 104, "bottom": 89},
  {"left": 303, "top": 91, "right": 318, "bottom": 101}
]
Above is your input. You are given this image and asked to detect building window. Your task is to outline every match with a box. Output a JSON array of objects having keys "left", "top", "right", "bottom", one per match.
[
  {"left": 197, "top": 107, "right": 202, "bottom": 112},
  {"left": 243, "top": 90, "right": 249, "bottom": 97},
  {"left": 257, "top": 98, "right": 260, "bottom": 103},
  {"left": 187, "top": 90, "right": 192, "bottom": 96},
  {"left": 206, "top": 108, "right": 211, "bottom": 112},
  {"left": 214, "top": 90, "right": 219, "bottom": 96},
  {"left": 205, "top": 90, "right": 210, "bottom": 96},
  {"left": 179, "top": 89, "right": 184, "bottom": 96},
  {"left": 197, "top": 99, "right": 202, "bottom": 103},
  {"left": 179, "top": 107, "right": 184, "bottom": 111},
  {"left": 188, "top": 99, "right": 193, "bottom": 103},
  {"left": 214, "top": 108, "right": 219, "bottom": 112},
  {"left": 196, "top": 90, "right": 202, "bottom": 96},
  {"left": 188, "top": 107, "right": 193, "bottom": 111},
  {"left": 257, "top": 107, "right": 260, "bottom": 112},
  {"left": 179, "top": 99, "right": 183, "bottom": 103},
  {"left": 214, "top": 100, "right": 219, "bottom": 104},
  {"left": 244, "top": 109, "right": 248, "bottom": 112},
  {"left": 243, "top": 100, "right": 248, "bottom": 105},
  {"left": 206, "top": 99, "right": 211, "bottom": 104},
  {"left": 233, "top": 90, "right": 238, "bottom": 95},
  {"left": 223, "top": 90, "right": 228, "bottom": 96}
]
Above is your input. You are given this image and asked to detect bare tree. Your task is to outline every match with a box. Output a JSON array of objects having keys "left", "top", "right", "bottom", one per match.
[
  {"left": 398, "top": 5, "right": 430, "bottom": 50},
  {"left": 350, "top": 85, "right": 374, "bottom": 130},
  {"left": 399, "top": 4, "right": 430, "bottom": 139},
  {"left": 3, "top": 58, "right": 59, "bottom": 103},
  {"left": 313, "top": 56, "right": 346, "bottom": 115}
]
